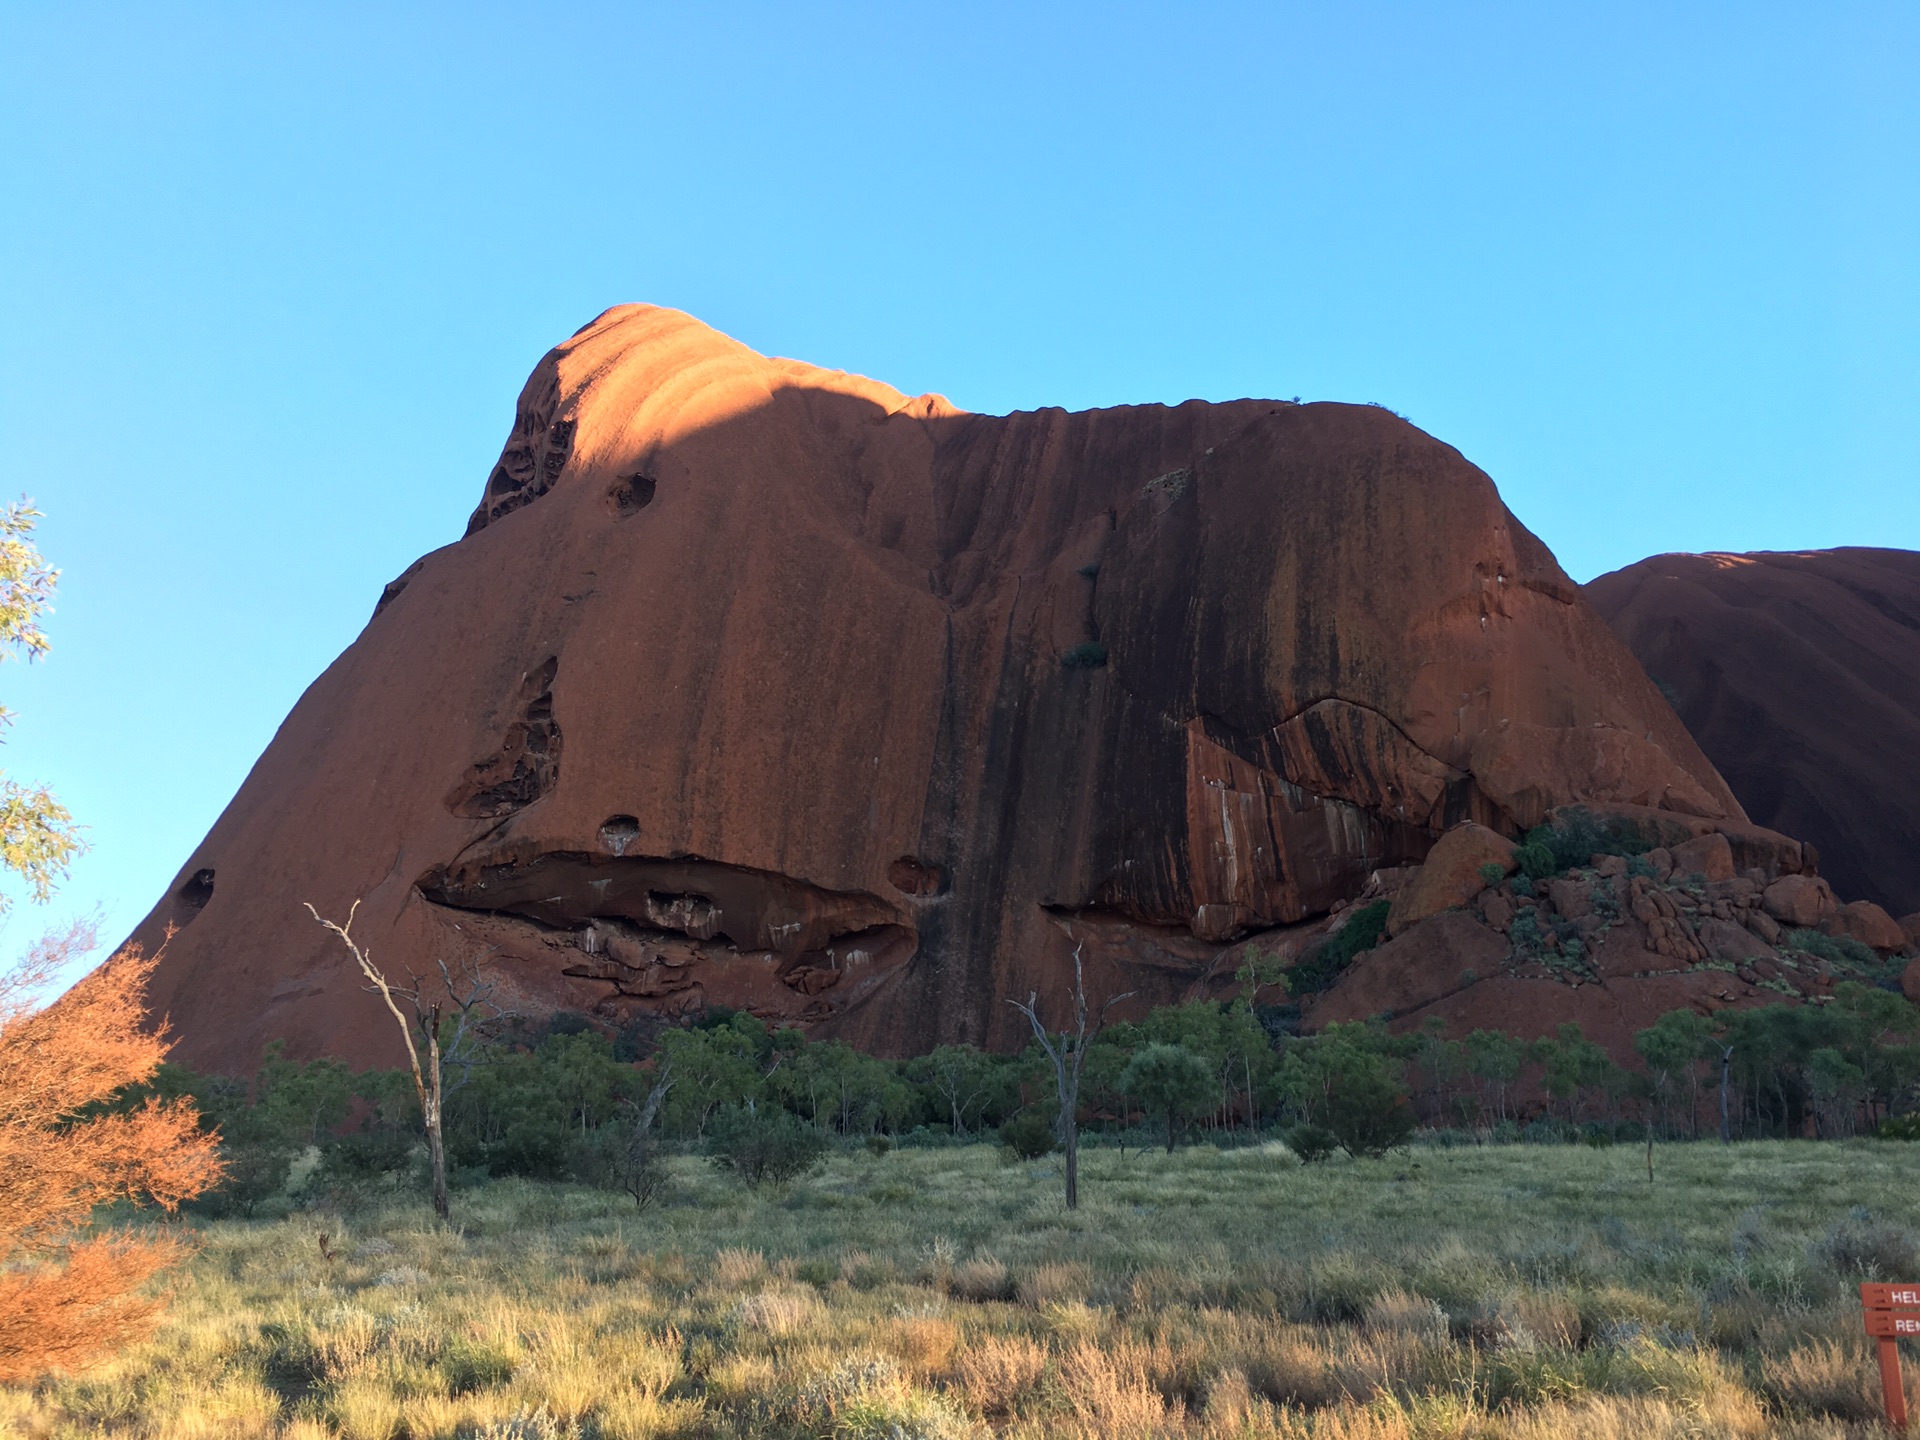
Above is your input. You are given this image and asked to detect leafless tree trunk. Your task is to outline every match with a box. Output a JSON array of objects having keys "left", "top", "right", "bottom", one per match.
[
  {"left": 1009, "top": 944, "right": 1129, "bottom": 1210},
  {"left": 305, "top": 901, "right": 493, "bottom": 1222},
  {"left": 617, "top": 1057, "right": 675, "bottom": 1208},
  {"left": 1243, "top": 1052, "right": 1258, "bottom": 1145},
  {"left": 1718, "top": 1044, "right": 1734, "bottom": 1145}
]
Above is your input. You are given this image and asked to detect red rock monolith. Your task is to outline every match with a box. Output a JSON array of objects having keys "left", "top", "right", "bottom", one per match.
[
  {"left": 128, "top": 305, "right": 1746, "bottom": 1072},
  {"left": 1587, "top": 548, "right": 1920, "bottom": 917}
]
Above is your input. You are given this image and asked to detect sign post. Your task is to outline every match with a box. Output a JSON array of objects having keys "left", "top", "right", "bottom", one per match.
[{"left": 1860, "top": 1283, "right": 1920, "bottom": 1427}]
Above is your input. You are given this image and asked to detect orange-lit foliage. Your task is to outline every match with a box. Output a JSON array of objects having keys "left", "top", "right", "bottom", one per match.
[{"left": 0, "top": 922, "right": 222, "bottom": 1381}]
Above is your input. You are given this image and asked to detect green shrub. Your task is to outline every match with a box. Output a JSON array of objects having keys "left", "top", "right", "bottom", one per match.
[
  {"left": 1509, "top": 910, "right": 1543, "bottom": 948},
  {"left": 318, "top": 1128, "right": 416, "bottom": 1179},
  {"left": 1514, "top": 839, "right": 1557, "bottom": 880},
  {"left": 1291, "top": 901, "right": 1391, "bottom": 994},
  {"left": 1477, "top": 861, "right": 1507, "bottom": 887},
  {"left": 1327, "top": 1080, "right": 1416, "bottom": 1158},
  {"left": 1118, "top": 1042, "right": 1216, "bottom": 1152},
  {"left": 187, "top": 1092, "right": 298, "bottom": 1217},
  {"left": 998, "top": 1109, "right": 1058, "bottom": 1160},
  {"left": 1285, "top": 1123, "right": 1339, "bottom": 1164},
  {"left": 1878, "top": 1114, "right": 1920, "bottom": 1141},
  {"left": 1514, "top": 808, "right": 1651, "bottom": 880},
  {"left": 1061, "top": 642, "right": 1109, "bottom": 668},
  {"left": 567, "top": 1123, "right": 672, "bottom": 1208},
  {"left": 707, "top": 1106, "right": 829, "bottom": 1189},
  {"left": 1277, "top": 1022, "right": 1416, "bottom": 1159},
  {"left": 1784, "top": 928, "right": 1879, "bottom": 972},
  {"left": 443, "top": 1340, "right": 516, "bottom": 1394},
  {"left": 1810, "top": 1207, "right": 1920, "bottom": 1280}
]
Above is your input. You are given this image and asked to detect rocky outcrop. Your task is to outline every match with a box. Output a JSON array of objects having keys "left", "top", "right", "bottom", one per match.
[
  {"left": 1827, "top": 900, "right": 1906, "bottom": 952},
  {"left": 1306, "top": 802, "right": 1916, "bottom": 1059},
  {"left": 1385, "top": 823, "right": 1514, "bottom": 937},
  {"left": 1587, "top": 548, "right": 1920, "bottom": 917},
  {"left": 131, "top": 305, "right": 1746, "bottom": 1073}
]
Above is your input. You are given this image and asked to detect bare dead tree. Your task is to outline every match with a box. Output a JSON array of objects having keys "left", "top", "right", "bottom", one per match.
[
  {"left": 617, "top": 1056, "right": 676, "bottom": 1209},
  {"left": 304, "top": 901, "right": 494, "bottom": 1221},
  {"left": 1009, "top": 944, "right": 1131, "bottom": 1210}
]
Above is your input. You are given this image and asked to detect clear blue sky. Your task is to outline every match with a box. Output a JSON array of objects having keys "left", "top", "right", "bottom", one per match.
[{"left": 1, "top": 3, "right": 1915, "bottom": 975}]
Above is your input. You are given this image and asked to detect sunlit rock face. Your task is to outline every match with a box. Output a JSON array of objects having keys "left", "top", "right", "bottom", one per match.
[{"left": 131, "top": 305, "right": 1740, "bottom": 1072}]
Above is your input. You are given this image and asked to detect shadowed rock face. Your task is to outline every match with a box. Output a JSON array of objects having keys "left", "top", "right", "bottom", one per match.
[
  {"left": 1587, "top": 548, "right": 1920, "bottom": 918},
  {"left": 132, "top": 305, "right": 1741, "bottom": 1072}
]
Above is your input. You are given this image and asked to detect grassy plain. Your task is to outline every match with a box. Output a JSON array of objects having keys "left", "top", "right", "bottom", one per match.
[{"left": 5, "top": 1138, "right": 1920, "bottom": 1438}]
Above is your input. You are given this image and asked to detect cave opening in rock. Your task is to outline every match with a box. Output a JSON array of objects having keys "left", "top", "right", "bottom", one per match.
[
  {"left": 608, "top": 473, "right": 657, "bottom": 516},
  {"left": 177, "top": 868, "right": 215, "bottom": 912}
]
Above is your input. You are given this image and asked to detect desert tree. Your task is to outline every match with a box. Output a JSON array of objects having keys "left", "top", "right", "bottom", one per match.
[
  {"left": 1634, "top": 1008, "right": 1714, "bottom": 1140},
  {"left": 0, "top": 499, "right": 84, "bottom": 907},
  {"left": 906, "top": 1043, "right": 1006, "bottom": 1137},
  {"left": 1119, "top": 1041, "right": 1216, "bottom": 1153},
  {"left": 1009, "top": 943, "right": 1130, "bottom": 1209},
  {"left": 0, "top": 922, "right": 223, "bottom": 1380},
  {"left": 617, "top": 1054, "right": 675, "bottom": 1207},
  {"left": 304, "top": 901, "right": 493, "bottom": 1221}
]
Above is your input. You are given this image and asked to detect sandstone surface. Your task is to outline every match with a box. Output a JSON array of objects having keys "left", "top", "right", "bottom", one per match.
[
  {"left": 1587, "top": 548, "right": 1920, "bottom": 916},
  {"left": 1384, "top": 823, "right": 1515, "bottom": 937},
  {"left": 1825, "top": 900, "right": 1906, "bottom": 952},
  {"left": 130, "top": 305, "right": 1748, "bottom": 1073},
  {"left": 1764, "top": 875, "right": 1838, "bottom": 930},
  {"left": 1669, "top": 833, "right": 1734, "bottom": 883}
]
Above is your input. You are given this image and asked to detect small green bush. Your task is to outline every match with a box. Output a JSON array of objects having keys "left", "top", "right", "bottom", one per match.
[
  {"left": 1477, "top": 861, "right": 1507, "bottom": 887},
  {"left": 998, "top": 1109, "right": 1058, "bottom": 1160},
  {"left": 1514, "top": 839, "right": 1557, "bottom": 881},
  {"left": 1513, "top": 809, "right": 1651, "bottom": 880},
  {"left": 1783, "top": 928, "right": 1879, "bottom": 972},
  {"left": 443, "top": 1340, "right": 516, "bottom": 1395},
  {"left": 1878, "top": 1114, "right": 1920, "bottom": 1141},
  {"left": 318, "top": 1128, "right": 416, "bottom": 1180},
  {"left": 1810, "top": 1207, "right": 1920, "bottom": 1280},
  {"left": 1285, "top": 1123, "right": 1339, "bottom": 1164},
  {"left": 1327, "top": 1078, "right": 1416, "bottom": 1159},
  {"left": 1118, "top": 1042, "right": 1216, "bottom": 1152},
  {"left": 1060, "top": 642, "right": 1109, "bottom": 668},
  {"left": 1291, "top": 901, "right": 1391, "bottom": 994},
  {"left": 707, "top": 1106, "right": 829, "bottom": 1189},
  {"left": 569, "top": 1123, "right": 672, "bottom": 1208}
]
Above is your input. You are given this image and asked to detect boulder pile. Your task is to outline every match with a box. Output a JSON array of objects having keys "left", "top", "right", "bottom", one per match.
[{"left": 1303, "top": 803, "right": 1918, "bottom": 1058}]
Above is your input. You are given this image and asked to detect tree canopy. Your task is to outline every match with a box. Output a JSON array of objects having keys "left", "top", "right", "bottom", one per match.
[{"left": 0, "top": 500, "right": 83, "bottom": 908}]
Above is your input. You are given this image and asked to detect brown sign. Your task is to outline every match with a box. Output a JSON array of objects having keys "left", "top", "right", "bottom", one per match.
[{"left": 1861, "top": 1283, "right": 1915, "bottom": 1426}]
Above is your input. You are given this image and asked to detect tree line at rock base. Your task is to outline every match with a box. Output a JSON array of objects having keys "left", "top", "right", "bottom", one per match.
[{"left": 119, "top": 975, "right": 1920, "bottom": 1219}]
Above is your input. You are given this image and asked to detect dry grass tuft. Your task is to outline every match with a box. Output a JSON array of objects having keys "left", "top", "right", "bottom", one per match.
[
  {"left": 731, "top": 1286, "right": 817, "bottom": 1334},
  {"left": 952, "top": 1255, "right": 1014, "bottom": 1303},
  {"left": 1760, "top": 1338, "right": 1881, "bottom": 1421},
  {"left": 890, "top": 1311, "right": 961, "bottom": 1375},
  {"left": 1059, "top": 1337, "right": 1181, "bottom": 1437},
  {"left": 950, "top": 1332, "right": 1049, "bottom": 1416},
  {"left": 1362, "top": 1288, "right": 1448, "bottom": 1343},
  {"left": 1020, "top": 1261, "right": 1091, "bottom": 1309},
  {"left": 709, "top": 1247, "right": 766, "bottom": 1289}
]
